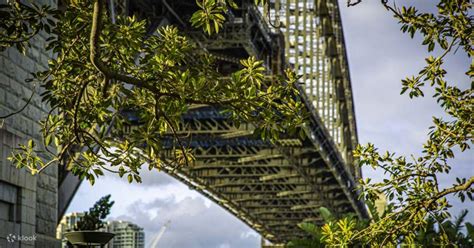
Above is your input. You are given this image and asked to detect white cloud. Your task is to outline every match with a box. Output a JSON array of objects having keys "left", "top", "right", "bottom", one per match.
[
  {"left": 114, "top": 196, "right": 260, "bottom": 248},
  {"left": 68, "top": 171, "right": 260, "bottom": 248}
]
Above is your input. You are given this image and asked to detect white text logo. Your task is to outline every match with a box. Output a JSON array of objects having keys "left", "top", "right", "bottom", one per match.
[{"left": 6, "top": 233, "right": 37, "bottom": 243}]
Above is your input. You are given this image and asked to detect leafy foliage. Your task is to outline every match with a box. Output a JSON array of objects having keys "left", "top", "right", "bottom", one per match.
[
  {"left": 288, "top": 207, "right": 369, "bottom": 248},
  {"left": 0, "top": 2, "right": 57, "bottom": 53},
  {"left": 190, "top": 0, "right": 227, "bottom": 35},
  {"left": 189, "top": 0, "right": 266, "bottom": 35},
  {"left": 74, "top": 194, "right": 114, "bottom": 231},
  {"left": 412, "top": 210, "right": 474, "bottom": 247},
  {"left": 1, "top": 0, "right": 304, "bottom": 184},
  {"left": 294, "top": 0, "right": 473, "bottom": 246},
  {"left": 291, "top": 208, "right": 474, "bottom": 247}
]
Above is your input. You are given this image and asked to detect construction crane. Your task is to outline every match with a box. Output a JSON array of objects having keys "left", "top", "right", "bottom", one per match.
[{"left": 148, "top": 220, "right": 171, "bottom": 248}]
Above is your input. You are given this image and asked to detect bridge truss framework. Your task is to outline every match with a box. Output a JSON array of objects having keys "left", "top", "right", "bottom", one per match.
[{"left": 58, "top": 0, "right": 368, "bottom": 245}]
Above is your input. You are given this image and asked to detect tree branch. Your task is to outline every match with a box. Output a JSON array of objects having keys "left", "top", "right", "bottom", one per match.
[
  {"left": 428, "top": 176, "right": 474, "bottom": 207},
  {"left": 89, "top": 0, "right": 249, "bottom": 107},
  {"left": 347, "top": 0, "right": 362, "bottom": 7},
  {"left": 0, "top": 83, "right": 35, "bottom": 119}
]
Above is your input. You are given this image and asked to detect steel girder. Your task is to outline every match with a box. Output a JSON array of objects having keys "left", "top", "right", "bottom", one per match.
[
  {"left": 56, "top": 0, "right": 368, "bottom": 245},
  {"left": 158, "top": 106, "right": 366, "bottom": 244},
  {"left": 268, "top": 0, "right": 359, "bottom": 173}
]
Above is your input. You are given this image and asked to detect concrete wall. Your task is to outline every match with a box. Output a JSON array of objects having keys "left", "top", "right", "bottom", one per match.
[{"left": 0, "top": 0, "right": 61, "bottom": 247}]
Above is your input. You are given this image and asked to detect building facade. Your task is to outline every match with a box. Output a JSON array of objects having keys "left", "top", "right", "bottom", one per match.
[
  {"left": 104, "top": 221, "right": 145, "bottom": 248},
  {"left": 0, "top": 0, "right": 61, "bottom": 247}
]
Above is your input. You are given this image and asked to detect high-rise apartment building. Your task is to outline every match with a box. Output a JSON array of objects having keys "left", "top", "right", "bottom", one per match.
[
  {"left": 56, "top": 213, "right": 144, "bottom": 248},
  {"left": 105, "top": 221, "right": 145, "bottom": 248},
  {"left": 56, "top": 212, "right": 85, "bottom": 247}
]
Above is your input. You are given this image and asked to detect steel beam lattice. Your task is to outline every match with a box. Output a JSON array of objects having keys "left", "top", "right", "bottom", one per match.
[{"left": 57, "top": 0, "right": 368, "bottom": 245}]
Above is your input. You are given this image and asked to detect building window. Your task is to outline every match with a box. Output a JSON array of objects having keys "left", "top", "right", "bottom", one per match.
[
  {"left": 0, "top": 200, "right": 14, "bottom": 221},
  {"left": 0, "top": 180, "right": 20, "bottom": 222}
]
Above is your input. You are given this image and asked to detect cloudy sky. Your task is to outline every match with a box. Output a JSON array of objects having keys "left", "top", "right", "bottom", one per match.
[{"left": 68, "top": 1, "right": 473, "bottom": 247}]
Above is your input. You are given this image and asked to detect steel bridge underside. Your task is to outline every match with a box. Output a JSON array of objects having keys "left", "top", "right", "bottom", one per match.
[
  {"left": 58, "top": 0, "right": 368, "bottom": 244},
  {"left": 159, "top": 105, "right": 365, "bottom": 243}
]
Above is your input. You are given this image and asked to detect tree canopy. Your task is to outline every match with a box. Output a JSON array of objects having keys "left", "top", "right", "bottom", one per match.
[
  {"left": 289, "top": 0, "right": 473, "bottom": 246},
  {"left": 74, "top": 194, "right": 114, "bottom": 231},
  {"left": 1, "top": 0, "right": 305, "bottom": 184}
]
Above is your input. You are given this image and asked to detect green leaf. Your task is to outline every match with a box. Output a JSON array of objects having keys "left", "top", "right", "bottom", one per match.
[
  {"left": 319, "top": 207, "right": 334, "bottom": 222},
  {"left": 298, "top": 222, "right": 321, "bottom": 237},
  {"left": 466, "top": 223, "right": 474, "bottom": 240},
  {"left": 45, "top": 135, "right": 52, "bottom": 147},
  {"left": 93, "top": 169, "right": 104, "bottom": 176}
]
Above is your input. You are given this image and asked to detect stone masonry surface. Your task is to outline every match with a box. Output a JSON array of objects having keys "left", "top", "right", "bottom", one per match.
[{"left": 0, "top": 0, "right": 61, "bottom": 247}]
